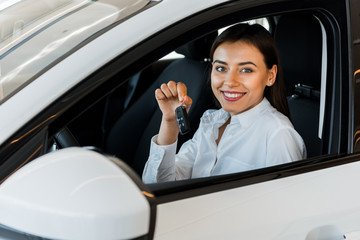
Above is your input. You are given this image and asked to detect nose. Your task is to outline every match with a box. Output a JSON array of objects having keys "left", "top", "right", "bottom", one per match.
[{"left": 224, "top": 69, "right": 240, "bottom": 87}]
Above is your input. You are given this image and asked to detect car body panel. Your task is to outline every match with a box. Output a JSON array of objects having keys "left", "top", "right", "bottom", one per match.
[{"left": 155, "top": 161, "right": 360, "bottom": 239}]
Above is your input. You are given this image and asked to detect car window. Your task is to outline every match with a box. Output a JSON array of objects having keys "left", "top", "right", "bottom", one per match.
[
  {"left": 64, "top": 12, "right": 327, "bottom": 182},
  {"left": 0, "top": 0, "right": 151, "bottom": 104}
]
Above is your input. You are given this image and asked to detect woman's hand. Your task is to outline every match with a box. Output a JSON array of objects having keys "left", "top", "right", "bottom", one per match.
[
  {"left": 155, "top": 81, "right": 192, "bottom": 145},
  {"left": 155, "top": 81, "right": 192, "bottom": 122}
]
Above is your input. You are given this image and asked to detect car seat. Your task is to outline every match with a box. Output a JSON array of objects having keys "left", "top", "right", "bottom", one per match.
[
  {"left": 274, "top": 13, "right": 323, "bottom": 157},
  {"left": 106, "top": 32, "right": 218, "bottom": 176}
]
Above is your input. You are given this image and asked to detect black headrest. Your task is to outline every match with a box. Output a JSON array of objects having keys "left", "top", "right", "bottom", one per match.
[
  {"left": 274, "top": 13, "right": 322, "bottom": 96},
  {"left": 175, "top": 31, "right": 218, "bottom": 61}
]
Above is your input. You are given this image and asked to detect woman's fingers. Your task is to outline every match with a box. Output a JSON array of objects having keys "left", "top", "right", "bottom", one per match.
[
  {"left": 156, "top": 81, "right": 191, "bottom": 110},
  {"left": 177, "top": 83, "right": 191, "bottom": 112},
  {"left": 155, "top": 88, "right": 166, "bottom": 100},
  {"left": 168, "top": 81, "right": 178, "bottom": 97},
  {"left": 157, "top": 81, "right": 187, "bottom": 101},
  {"left": 177, "top": 82, "right": 187, "bottom": 102},
  {"left": 155, "top": 81, "right": 192, "bottom": 121},
  {"left": 158, "top": 81, "right": 178, "bottom": 99},
  {"left": 160, "top": 83, "right": 174, "bottom": 99},
  {"left": 183, "top": 95, "right": 192, "bottom": 112}
]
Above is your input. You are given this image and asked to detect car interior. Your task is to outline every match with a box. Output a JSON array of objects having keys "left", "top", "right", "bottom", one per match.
[{"left": 56, "top": 11, "right": 325, "bottom": 179}]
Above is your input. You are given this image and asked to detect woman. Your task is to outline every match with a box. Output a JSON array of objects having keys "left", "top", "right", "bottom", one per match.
[{"left": 142, "top": 23, "right": 306, "bottom": 183}]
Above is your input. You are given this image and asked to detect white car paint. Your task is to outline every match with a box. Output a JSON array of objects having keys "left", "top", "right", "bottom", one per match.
[
  {"left": 0, "top": 147, "right": 150, "bottom": 240},
  {"left": 154, "top": 162, "right": 360, "bottom": 239},
  {"left": 0, "top": 0, "right": 229, "bottom": 145}
]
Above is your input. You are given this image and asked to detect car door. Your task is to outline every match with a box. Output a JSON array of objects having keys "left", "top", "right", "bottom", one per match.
[
  {"left": 153, "top": 158, "right": 360, "bottom": 239},
  {"left": 149, "top": 0, "right": 360, "bottom": 238}
]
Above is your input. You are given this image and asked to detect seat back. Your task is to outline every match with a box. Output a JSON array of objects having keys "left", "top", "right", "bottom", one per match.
[
  {"left": 106, "top": 33, "right": 217, "bottom": 175},
  {"left": 274, "top": 13, "right": 323, "bottom": 157}
]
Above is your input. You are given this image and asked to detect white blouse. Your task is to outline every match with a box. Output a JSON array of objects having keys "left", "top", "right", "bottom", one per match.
[{"left": 142, "top": 98, "right": 306, "bottom": 183}]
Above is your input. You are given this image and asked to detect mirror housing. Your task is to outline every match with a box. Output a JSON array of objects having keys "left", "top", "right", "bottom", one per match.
[{"left": 0, "top": 147, "right": 151, "bottom": 239}]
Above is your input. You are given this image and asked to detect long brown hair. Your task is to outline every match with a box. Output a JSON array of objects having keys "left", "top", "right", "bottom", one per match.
[{"left": 209, "top": 23, "right": 290, "bottom": 118}]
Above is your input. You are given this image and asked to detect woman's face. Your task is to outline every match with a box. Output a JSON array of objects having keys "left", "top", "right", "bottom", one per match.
[{"left": 211, "top": 40, "right": 277, "bottom": 116}]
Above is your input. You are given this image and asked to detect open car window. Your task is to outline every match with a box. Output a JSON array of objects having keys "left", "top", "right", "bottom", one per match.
[{"left": 60, "top": 10, "right": 330, "bottom": 187}]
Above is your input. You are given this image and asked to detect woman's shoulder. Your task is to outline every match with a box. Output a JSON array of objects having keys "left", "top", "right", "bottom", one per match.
[
  {"left": 262, "top": 102, "right": 294, "bottom": 130},
  {"left": 261, "top": 107, "right": 305, "bottom": 146}
]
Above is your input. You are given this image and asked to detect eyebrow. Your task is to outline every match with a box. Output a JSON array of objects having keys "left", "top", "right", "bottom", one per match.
[{"left": 213, "top": 60, "right": 257, "bottom": 67}]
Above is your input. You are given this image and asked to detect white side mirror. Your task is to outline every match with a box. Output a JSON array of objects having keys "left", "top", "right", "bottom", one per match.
[{"left": 0, "top": 147, "right": 153, "bottom": 240}]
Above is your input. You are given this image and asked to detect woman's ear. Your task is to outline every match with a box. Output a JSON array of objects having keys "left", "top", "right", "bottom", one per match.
[{"left": 266, "top": 65, "right": 278, "bottom": 86}]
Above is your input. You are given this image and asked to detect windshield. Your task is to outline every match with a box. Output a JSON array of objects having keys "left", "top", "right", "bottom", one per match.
[{"left": 0, "top": 0, "right": 150, "bottom": 103}]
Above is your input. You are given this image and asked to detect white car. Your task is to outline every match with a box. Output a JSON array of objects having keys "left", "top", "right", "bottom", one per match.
[{"left": 0, "top": 0, "right": 360, "bottom": 239}]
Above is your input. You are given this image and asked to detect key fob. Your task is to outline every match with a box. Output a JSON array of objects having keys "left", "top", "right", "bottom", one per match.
[{"left": 175, "top": 106, "right": 191, "bottom": 135}]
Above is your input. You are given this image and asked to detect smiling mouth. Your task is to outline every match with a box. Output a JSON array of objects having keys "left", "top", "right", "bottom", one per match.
[{"left": 221, "top": 91, "right": 246, "bottom": 101}]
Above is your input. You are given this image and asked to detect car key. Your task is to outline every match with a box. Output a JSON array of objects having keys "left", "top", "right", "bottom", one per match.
[{"left": 175, "top": 105, "right": 191, "bottom": 135}]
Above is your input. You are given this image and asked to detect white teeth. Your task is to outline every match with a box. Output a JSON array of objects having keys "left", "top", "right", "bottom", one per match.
[{"left": 223, "top": 92, "right": 244, "bottom": 98}]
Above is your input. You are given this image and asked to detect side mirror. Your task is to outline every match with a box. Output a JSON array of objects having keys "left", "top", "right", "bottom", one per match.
[{"left": 0, "top": 147, "right": 154, "bottom": 240}]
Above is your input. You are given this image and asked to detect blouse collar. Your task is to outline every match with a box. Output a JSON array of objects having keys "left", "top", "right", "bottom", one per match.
[
  {"left": 229, "top": 97, "right": 271, "bottom": 127},
  {"left": 202, "top": 97, "right": 272, "bottom": 128}
]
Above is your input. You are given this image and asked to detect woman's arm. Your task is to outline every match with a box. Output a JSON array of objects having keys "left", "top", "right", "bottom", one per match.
[
  {"left": 142, "top": 130, "right": 200, "bottom": 183},
  {"left": 142, "top": 81, "right": 194, "bottom": 183}
]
